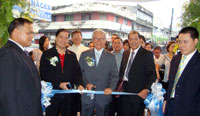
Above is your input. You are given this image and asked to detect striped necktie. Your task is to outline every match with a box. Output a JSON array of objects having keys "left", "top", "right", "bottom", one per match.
[{"left": 170, "top": 55, "right": 186, "bottom": 97}]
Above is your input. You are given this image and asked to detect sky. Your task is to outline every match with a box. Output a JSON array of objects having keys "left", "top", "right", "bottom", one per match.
[
  {"left": 45, "top": 0, "right": 189, "bottom": 31},
  {"left": 139, "top": 0, "right": 189, "bottom": 30}
]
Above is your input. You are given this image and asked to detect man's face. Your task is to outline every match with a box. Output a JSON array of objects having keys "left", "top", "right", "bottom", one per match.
[
  {"left": 72, "top": 33, "right": 82, "bottom": 46},
  {"left": 56, "top": 31, "right": 69, "bottom": 49},
  {"left": 88, "top": 43, "right": 94, "bottom": 49},
  {"left": 140, "top": 39, "right": 145, "bottom": 48},
  {"left": 128, "top": 33, "right": 140, "bottom": 50},
  {"left": 145, "top": 45, "right": 152, "bottom": 51},
  {"left": 92, "top": 31, "right": 106, "bottom": 51},
  {"left": 16, "top": 23, "right": 33, "bottom": 47},
  {"left": 178, "top": 33, "right": 198, "bottom": 55},
  {"left": 112, "top": 39, "right": 123, "bottom": 52},
  {"left": 154, "top": 49, "right": 161, "bottom": 59}
]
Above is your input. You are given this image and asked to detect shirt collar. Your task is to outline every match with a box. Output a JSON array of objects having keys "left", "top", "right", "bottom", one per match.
[
  {"left": 94, "top": 48, "right": 104, "bottom": 54},
  {"left": 112, "top": 49, "right": 124, "bottom": 54},
  {"left": 130, "top": 45, "right": 141, "bottom": 54},
  {"left": 9, "top": 38, "right": 25, "bottom": 51},
  {"left": 183, "top": 49, "right": 197, "bottom": 60},
  {"left": 72, "top": 44, "right": 82, "bottom": 48}
]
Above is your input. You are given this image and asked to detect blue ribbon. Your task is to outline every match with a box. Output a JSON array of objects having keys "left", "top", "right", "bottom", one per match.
[
  {"left": 144, "top": 83, "right": 166, "bottom": 116},
  {"left": 52, "top": 89, "right": 137, "bottom": 95},
  {"left": 41, "top": 81, "right": 137, "bottom": 112}
]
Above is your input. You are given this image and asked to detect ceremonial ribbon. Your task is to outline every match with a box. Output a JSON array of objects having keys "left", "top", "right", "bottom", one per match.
[
  {"left": 144, "top": 82, "right": 166, "bottom": 116},
  {"left": 41, "top": 81, "right": 137, "bottom": 112}
]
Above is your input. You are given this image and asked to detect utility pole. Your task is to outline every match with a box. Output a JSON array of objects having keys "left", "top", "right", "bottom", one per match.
[{"left": 169, "top": 8, "right": 174, "bottom": 40}]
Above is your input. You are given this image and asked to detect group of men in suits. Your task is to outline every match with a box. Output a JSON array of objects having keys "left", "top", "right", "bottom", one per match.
[{"left": 0, "top": 17, "right": 200, "bottom": 116}]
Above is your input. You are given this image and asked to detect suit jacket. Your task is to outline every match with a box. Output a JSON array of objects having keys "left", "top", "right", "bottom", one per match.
[
  {"left": 40, "top": 46, "right": 82, "bottom": 90},
  {"left": 0, "top": 41, "right": 43, "bottom": 116},
  {"left": 165, "top": 51, "right": 200, "bottom": 116},
  {"left": 79, "top": 49, "right": 119, "bottom": 106},
  {"left": 119, "top": 47, "right": 156, "bottom": 103}
]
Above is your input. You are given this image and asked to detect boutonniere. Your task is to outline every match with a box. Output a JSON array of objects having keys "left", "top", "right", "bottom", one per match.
[
  {"left": 85, "top": 56, "right": 95, "bottom": 67},
  {"left": 48, "top": 56, "right": 59, "bottom": 66}
]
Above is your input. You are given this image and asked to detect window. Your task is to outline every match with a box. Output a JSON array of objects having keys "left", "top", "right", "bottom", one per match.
[
  {"left": 114, "top": 16, "right": 119, "bottom": 22},
  {"left": 100, "top": 13, "right": 107, "bottom": 20},
  {"left": 52, "top": 15, "right": 56, "bottom": 22},
  {"left": 65, "top": 15, "right": 74, "bottom": 21},
  {"left": 82, "top": 14, "right": 91, "bottom": 20},
  {"left": 124, "top": 19, "right": 128, "bottom": 25}
]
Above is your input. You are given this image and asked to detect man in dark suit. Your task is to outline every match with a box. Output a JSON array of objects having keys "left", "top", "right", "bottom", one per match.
[
  {"left": 164, "top": 27, "right": 200, "bottom": 116},
  {"left": 120, "top": 31, "right": 156, "bottom": 116},
  {"left": 40, "top": 29, "right": 84, "bottom": 116},
  {"left": 0, "top": 18, "right": 43, "bottom": 116},
  {"left": 79, "top": 29, "right": 119, "bottom": 116}
]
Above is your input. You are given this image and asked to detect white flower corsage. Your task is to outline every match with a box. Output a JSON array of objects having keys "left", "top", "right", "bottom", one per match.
[
  {"left": 49, "top": 56, "right": 59, "bottom": 66},
  {"left": 85, "top": 56, "right": 95, "bottom": 67},
  {"left": 12, "top": 5, "right": 23, "bottom": 18}
]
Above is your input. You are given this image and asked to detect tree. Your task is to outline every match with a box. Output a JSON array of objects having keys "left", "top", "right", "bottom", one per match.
[
  {"left": 181, "top": 0, "right": 200, "bottom": 51},
  {"left": 0, "top": 0, "right": 32, "bottom": 48}
]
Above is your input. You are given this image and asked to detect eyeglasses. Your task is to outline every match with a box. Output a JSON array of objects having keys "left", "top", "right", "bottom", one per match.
[{"left": 93, "top": 38, "right": 105, "bottom": 41}]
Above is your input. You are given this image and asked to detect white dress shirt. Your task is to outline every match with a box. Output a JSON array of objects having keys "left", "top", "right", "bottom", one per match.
[
  {"left": 68, "top": 44, "right": 89, "bottom": 61},
  {"left": 123, "top": 46, "right": 141, "bottom": 81}
]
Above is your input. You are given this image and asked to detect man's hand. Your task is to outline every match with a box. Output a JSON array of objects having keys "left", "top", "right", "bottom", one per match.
[
  {"left": 138, "top": 89, "right": 149, "bottom": 99},
  {"left": 86, "top": 84, "right": 95, "bottom": 90},
  {"left": 104, "top": 88, "right": 112, "bottom": 95},
  {"left": 59, "top": 82, "right": 70, "bottom": 90},
  {"left": 78, "top": 85, "right": 84, "bottom": 94},
  {"left": 78, "top": 85, "right": 84, "bottom": 91}
]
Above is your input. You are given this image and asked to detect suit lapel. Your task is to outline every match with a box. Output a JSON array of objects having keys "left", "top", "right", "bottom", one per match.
[
  {"left": 172, "top": 54, "right": 182, "bottom": 81},
  {"left": 123, "top": 49, "right": 130, "bottom": 68},
  {"left": 178, "top": 51, "right": 200, "bottom": 84},
  {"left": 131, "top": 47, "right": 143, "bottom": 69}
]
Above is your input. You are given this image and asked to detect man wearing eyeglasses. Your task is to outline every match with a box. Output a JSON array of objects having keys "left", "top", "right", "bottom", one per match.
[{"left": 79, "top": 29, "right": 119, "bottom": 116}]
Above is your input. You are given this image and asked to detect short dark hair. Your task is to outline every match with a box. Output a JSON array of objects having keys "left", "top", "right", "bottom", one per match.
[
  {"left": 178, "top": 26, "right": 199, "bottom": 40},
  {"left": 154, "top": 46, "right": 161, "bottom": 51},
  {"left": 111, "top": 34, "right": 119, "bottom": 38},
  {"left": 128, "top": 31, "right": 140, "bottom": 39},
  {"left": 8, "top": 18, "right": 32, "bottom": 36},
  {"left": 145, "top": 43, "right": 153, "bottom": 49},
  {"left": 112, "top": 36, "right": 122, "bottom": 43},
  {"left": 123, "top": 39, "right": 129, "bottom": 45},
  {"left": 39, "top": 35, "right": 48, "bottom": 52},
  {"left": 71, "top": 30, "right": 82, "bottom": 37},
  {"left": 55, "top": 29, "right": 70, "bottom": 38},
  {"left": 166, "top": 40, "right": 176, "bottom": 52},
  {"left": 139, "top": 35, "right": 146, "bottom": 43}
]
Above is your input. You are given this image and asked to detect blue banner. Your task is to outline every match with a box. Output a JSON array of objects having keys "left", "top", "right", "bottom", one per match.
[{"left": 30, "top": 0, "right": 51, "bottom": 21}]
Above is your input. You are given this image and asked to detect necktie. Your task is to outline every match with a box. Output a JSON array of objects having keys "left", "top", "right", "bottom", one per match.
[
  {"left": 170, "top": 55, "right": 186, "bottom": 97},
  {"left": 96, "top": 52, "right": 100, "bottom": 66},
  {"left": 125, "top": 51, "right": 135, "bottom": 79}
]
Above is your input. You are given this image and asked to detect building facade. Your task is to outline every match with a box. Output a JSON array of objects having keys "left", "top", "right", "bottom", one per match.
[{"left": 33, "top": 2, "right": 153, "bottom": 44}]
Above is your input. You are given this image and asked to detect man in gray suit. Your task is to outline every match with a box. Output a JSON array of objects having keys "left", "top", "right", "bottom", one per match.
[{"left": 79, "top": 29, "right": 119, "bottom": 116}]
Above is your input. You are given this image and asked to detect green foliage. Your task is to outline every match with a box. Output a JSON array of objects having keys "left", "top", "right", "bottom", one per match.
[
  {"left": 0, "top": 0, "right": 32, "bottom": 48},
  {"left": 181, "top": 0, "right": 200, "bottom": 51}
]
